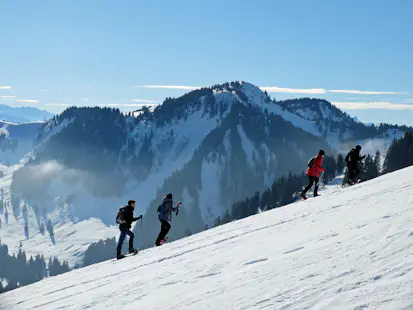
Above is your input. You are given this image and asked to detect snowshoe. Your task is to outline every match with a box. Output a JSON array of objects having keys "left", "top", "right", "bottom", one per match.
[
  {"left": 129, "top": 248, "right": 138, "bottom": 254},
  {"left": 155, "top": 237, "right": 169, "bottom": 246}
]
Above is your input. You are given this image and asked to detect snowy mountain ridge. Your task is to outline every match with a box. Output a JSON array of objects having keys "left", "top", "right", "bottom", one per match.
[
  {"left": 0, "top": 104, "right": 53, "bottom": 124},
  {"left": 2, "top": 80, "right": 412, "bottom": 270},
  {"left": 277, "top": 97, "right": 408, "bottom": 150},
  {"left": 2, "top": 166, "right": 413, "bottom": 309}
]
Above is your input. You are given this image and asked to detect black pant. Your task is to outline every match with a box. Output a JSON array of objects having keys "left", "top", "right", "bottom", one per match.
[
  {"left": 117, "top": 228, "right": 134, "bottom": 255},
  {"left": 348, "top": 164, "right": 360, "bottom": 184},
  {"left": 302, "top": 175, "right": 319, "bottom": 196},
  {"left": 155, "top": 220, "right": 171, "bottom": 245}
]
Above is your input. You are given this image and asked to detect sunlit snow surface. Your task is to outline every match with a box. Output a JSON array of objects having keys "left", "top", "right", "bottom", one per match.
[{"left": 2, "top": 167, "right": 413, "bottom": 309}]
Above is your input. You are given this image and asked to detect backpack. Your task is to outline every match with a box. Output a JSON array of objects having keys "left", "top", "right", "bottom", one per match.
[
  {"left": 308, "top": 157, "right": 316, "bottom": 168},
  {"left": 116, "top": 206, "right": 127, "bottom": 224},
  {"left": 157, "top": 201, "right": 163, "bottom": 213}
]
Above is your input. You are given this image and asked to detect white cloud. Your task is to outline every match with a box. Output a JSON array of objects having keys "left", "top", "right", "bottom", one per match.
[
  {"left": 329, "top": 89, "right": 404, "bottom": 95},
  {"left": 135, "top": 83, "right": 407, "bottom": 97},
  {"left": 332, "top": 101, "right": 413, "bottom": 110},
  {"left": 83, "top": 99, "right": 89, "bottom": 101},
  {"left": 137, "top": 85, "right": 200, "bottom": 90},
  {"left": 0, "top": 96, "right": 16, "bottom": 99},
  {"left": 260, "top": 86, "right": 327, "bottom": 94},
  {"left": 403, "top": 98, "right": 413, "bottom": 102},
  {"left": 43, "top": 103, "right": 69, "bottom": 107},
  {"left": 39, "top": 89, "right": 50, "bottom": 92},
  {"left": 99, "top": 103, "right": 159, "bottom": 107},
  {"left": 15, "top": 99, "right": 40, "bottom": 103},
  {"left": 131, "top": 99, "right": 159, "bottom": 103},
  {"left": 0, "top": 86, "right": 12, "bottom": 90}
]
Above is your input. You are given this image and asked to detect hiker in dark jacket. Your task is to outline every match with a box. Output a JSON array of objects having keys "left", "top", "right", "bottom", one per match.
[
  {"left": 345, "top": 145, "right": 365, "bottom": 185},
  {"left": 155, "top": 193, "right": 181, "bottom": 246},
  {"left": 116, "top": 200, "right": 142, "bottom": 259},
  {"left": 300, "top": 149, "right": 325, "bottom": 199}
]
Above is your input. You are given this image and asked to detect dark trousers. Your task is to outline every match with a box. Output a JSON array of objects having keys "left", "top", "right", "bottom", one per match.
[
  {"left": 302, "top": 175, "right": 319, "bottom": 196},
  {"left": 117, "top": 228, "right": 134, "bottom": 254},
  {"left": 155, "top": 220, "right": 171, "bottom": 245},
  {"left": 348, "top": 164, "right": 360, "bottom": 184}
]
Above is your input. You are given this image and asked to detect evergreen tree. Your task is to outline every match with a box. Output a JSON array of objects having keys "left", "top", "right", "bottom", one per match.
[
  {"left": 83, "top": 238, "right": 117, "bottom": 267},
  {"left": 39, "top": 221, "right": 45, "bottom": 234},
  {"left": 383, "top": 132, "right": 413, "bottom": 173},
  {"left": 221, "top": 210, "right": 231, "bottom": 224},
  {"left": 337, "top": 153, "right": 345, "bottom": 173},
  {"left": 214, "top": 216, "right": 221, "bottom": 227},
  {"left": 47, "top": 219, "right": 54, "bottom": 236},
  {"left": 374, "top": 150, "right": 381, "bottom": 174}
]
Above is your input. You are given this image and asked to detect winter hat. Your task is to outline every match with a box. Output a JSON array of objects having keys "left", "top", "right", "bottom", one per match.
[
  {"left": 356, "top": 145, "right": 362, "bottom": 150},
  {"left": 319, "top": 149, "right": 325, "bottom": 155},
  {"left": 166, "top": 193, "right": 173, "bottom": 199}
]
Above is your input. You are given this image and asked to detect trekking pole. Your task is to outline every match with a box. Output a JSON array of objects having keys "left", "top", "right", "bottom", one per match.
[
  {"left": 140, "top": 215, "right": 143, "bottom": 250},
  {"left": 319, "top": 171, "right": 325, "bottom": 187}
]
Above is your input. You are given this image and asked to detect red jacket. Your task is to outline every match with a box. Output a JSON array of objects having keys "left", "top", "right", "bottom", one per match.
[{"left": 306, "top": 154, "right": 325, "bottom": 177}]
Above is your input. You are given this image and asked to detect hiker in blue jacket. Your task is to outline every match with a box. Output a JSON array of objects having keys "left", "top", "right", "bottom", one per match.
[{"left": 155, "top": 193, "right": 181, "bottom": 246}]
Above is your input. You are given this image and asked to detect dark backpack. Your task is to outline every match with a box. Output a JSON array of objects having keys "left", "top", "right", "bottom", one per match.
[
  {"left": 116, "top": 206, "right": 128, "bottom": 224},
  {"left": 308, "top": 157, "right": 316, "bottom": 168},
  {"left": 157, "top": 202, "right": 163, "bottom": 213}
]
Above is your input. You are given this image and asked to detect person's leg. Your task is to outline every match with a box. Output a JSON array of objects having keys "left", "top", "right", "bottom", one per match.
[
  {"left": 162, "top": 221, "right": 171, "bottom": 239},
  {"left": 348, "top": 165, "right": 356, "bottom": 184},
  {"left": 125, "top": 229, "right": 135, "bottom": 252},
  {"left": 301, "top": 176, "right": 315, "bottom": 196},
  {"left": 354, "top": 165, "right": 361, "bottom": 180},
  {"left": 117, "top": 229, "right": 126, "bottom": 256},
  {"left": 155, "top": 220, "right": 166, "bottom": 245},
  {"left": 155, "top": 220, "right": 171, "bottom": 245},
  {"left": 313, "top": 177, "right": 320, "bottom": 196}
]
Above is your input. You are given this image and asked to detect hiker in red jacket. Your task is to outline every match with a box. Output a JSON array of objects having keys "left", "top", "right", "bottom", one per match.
[{"left": 300, "top": 150, "right": 325, "bottom": 199}]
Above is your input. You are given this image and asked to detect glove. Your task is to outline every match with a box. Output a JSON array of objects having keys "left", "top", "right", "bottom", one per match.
[{"left": 139, "top": 214, "right": 143, "bottom": 219}]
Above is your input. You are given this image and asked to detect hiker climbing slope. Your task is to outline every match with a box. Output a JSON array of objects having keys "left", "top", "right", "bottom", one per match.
[{"left": 300, "top": 150, "right": 326, "bottom": 199}]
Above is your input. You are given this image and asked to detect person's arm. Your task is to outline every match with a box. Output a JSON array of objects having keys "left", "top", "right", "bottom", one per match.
[
  {"left": 133, "top": 214, "right": 143, "bottom": 221},
  {"left": 171, "top": 201, "right": 182, "bottom": 211},
  {"left": 345, "top": 152, "right": 350, "bottom": 164}
]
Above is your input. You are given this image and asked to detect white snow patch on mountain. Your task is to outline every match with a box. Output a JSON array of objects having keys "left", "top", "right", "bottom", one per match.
[
  {"left": 0, "top": 163, "right": 119, "bottom": 267},
  {"left": 237, "top": 124, "right": 256, "bottom": 169},
  {"left": 3, "top": 165, "right": 413, "bottom": 309},
  {"left": 199, "top": 158, "right": 223, "bottom": 224}
]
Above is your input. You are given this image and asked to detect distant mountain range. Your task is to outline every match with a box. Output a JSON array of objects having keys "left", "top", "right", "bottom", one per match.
[{"left": 0, "top": 104, "right": 54, "bottom": 124}]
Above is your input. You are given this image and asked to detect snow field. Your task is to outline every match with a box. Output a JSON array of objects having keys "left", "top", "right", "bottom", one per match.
[{"left": 2, "top": 166, "right": 413, "bottom": 309}]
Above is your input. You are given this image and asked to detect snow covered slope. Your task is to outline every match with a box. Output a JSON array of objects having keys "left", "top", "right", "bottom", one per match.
[
  {"left": 3, "top": 166, "right": 413, "bottom": 309},
  {"left": 0, "top": 164, "right": 118, "bottom": 268}
]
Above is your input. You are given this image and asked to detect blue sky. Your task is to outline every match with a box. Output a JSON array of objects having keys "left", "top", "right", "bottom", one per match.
[{"left": 1, "top": 0, "right": 413, "bottom": 125}]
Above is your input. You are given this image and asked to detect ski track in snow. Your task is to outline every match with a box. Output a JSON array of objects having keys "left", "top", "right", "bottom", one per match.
[{"left": 2, "top": 166, "right": 413, "bottom": 309}]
